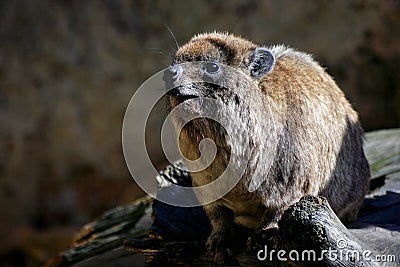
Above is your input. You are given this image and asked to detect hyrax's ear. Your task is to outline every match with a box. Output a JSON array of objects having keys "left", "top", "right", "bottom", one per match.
[{"left": 249, "top": 48, "right": 275, "bottom": 78}]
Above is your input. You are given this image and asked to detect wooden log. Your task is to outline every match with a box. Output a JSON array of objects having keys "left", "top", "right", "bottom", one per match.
[
  {"left": 43, "top": 197, "right": 153, "bottom": 267},
  {"left": 127, "top": 195, "right": 396, "bottom": 266},
  {"left": 44, "top": 129, "right": 400, "bottom": 267},
  {"left": 248, "top": 195, "right": 381, "bottom": 267}
]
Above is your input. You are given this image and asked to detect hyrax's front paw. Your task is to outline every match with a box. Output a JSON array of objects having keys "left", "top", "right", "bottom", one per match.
[
  {"left": 205, "top": 231, "right": 237, "bottom": 264},
  {"left": 247, "top": 222, "right": 279, "bottom": 252}
]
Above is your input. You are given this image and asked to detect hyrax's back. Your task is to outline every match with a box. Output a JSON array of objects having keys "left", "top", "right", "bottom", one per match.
[{"left": 257, "top": 45, "right": 370, "bottom": 222}]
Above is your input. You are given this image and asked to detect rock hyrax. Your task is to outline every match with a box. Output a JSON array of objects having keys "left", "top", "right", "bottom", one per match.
[{"left": 164, "top": 32, "right": 370, "bottom": 260}]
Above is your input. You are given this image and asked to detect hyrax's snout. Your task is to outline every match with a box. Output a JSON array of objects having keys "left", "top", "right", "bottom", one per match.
[
  {"left": 163, "top": 64, "right": 183, "bottom": 85},
  {"left": 164, "top": 64, "right": 201, "bottom": 102}
]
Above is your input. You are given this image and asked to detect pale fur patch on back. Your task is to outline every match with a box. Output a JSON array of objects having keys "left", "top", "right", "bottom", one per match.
[{"left": 268, "top": 45, "right": 322, "bottom": 70}]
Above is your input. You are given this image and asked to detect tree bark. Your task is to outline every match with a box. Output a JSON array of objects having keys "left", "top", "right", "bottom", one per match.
[{"left": 45, "top": 129, "right": 400, "bottom": 267}]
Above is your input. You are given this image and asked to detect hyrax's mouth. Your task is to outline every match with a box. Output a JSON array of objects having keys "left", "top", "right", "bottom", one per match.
[{"left": 166, "top": 85, "right": 200, "bottom": 105}]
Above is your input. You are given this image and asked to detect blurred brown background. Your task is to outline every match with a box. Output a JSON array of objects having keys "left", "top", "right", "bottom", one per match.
[{"left": 0, "top": 0, "right": 399, "bottom": 266}]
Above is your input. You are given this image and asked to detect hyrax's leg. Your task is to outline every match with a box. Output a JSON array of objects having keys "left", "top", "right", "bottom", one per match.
[
  {"left": 204, "top": 203, "right": 235, "bottom": 261},
  {"left": 257, "top": 207, "right": 286, "bottom": 231},
  {"left": 247, "top": 208, "right": 285, "bottom": 251},
  {"left": 255, "top": 208, "right": 283, "bottom": 238}
]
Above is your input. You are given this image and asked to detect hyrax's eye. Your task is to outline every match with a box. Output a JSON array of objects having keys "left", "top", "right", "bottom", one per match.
[{"left": 203, "top": 62, "right": 220, "bottom": 74}]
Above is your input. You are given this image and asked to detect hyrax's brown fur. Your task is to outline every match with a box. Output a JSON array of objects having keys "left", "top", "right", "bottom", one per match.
[{"left": 167, "top": 32, "right": 370, "bottom": 260}]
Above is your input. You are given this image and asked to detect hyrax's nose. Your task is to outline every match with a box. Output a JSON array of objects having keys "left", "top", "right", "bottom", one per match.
[{"left": 163, "top": 65, "right": 182, "bottom": 84}]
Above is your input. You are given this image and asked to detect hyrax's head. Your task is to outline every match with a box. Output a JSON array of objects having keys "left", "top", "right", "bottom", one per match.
[
  {"left": 164, "top": 32, "right": 277, "bottom": 146},
  {"left": 164, "top": 32, "right": 275, "bottom": 108}
]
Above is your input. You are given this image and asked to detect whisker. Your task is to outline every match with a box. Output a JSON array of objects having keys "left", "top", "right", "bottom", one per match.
[
  {"left": 164, "top": 24, "right": 180, "bottom": 51},
  {"left": 167, "top": 44, "right": 176, "bottom": 54},
  {"left": 229, "top": 16, "right": 244, "bottom": 34},
  {"left": 147, "top": 47, "right": 175, "bottom": 57}
]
